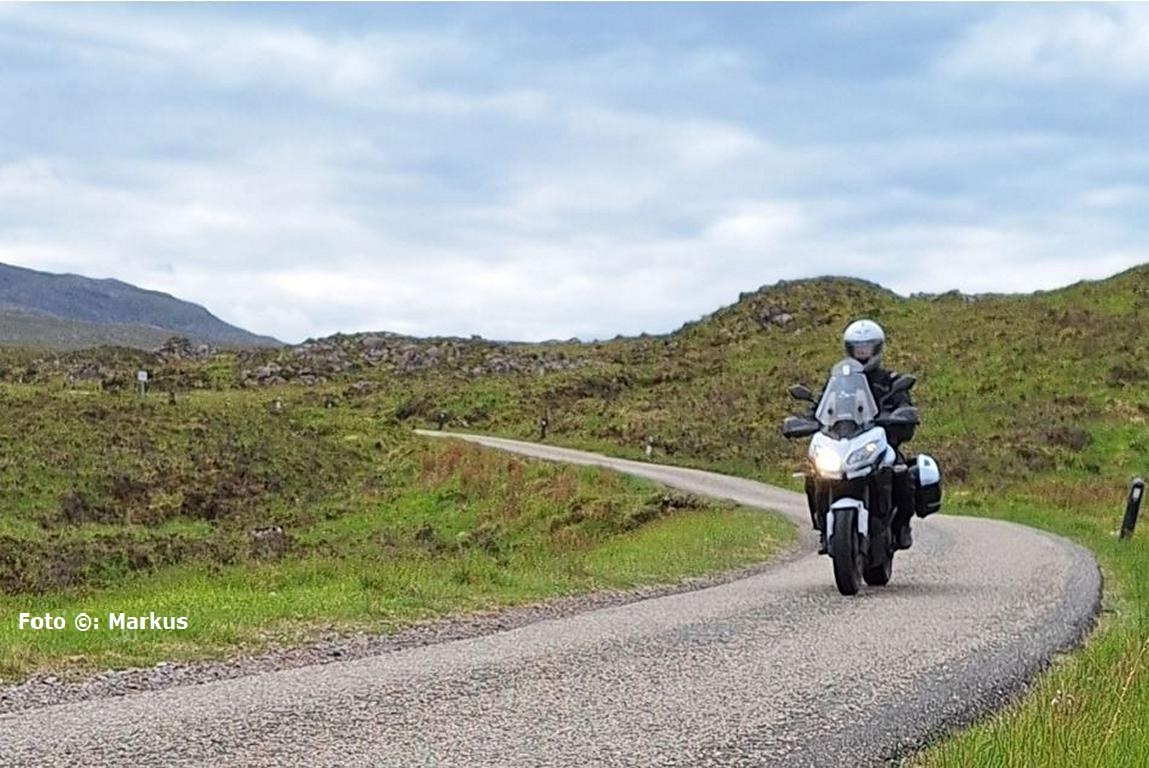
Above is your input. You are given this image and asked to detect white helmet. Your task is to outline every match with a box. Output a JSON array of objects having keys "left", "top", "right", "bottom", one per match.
[{"left": 843, "top": 319, "right": 885, "bottom": 371}]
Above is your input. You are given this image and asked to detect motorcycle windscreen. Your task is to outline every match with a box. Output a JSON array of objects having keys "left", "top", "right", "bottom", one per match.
[{"left": 814, "top": 358, "right": 880, "bottom": 428}]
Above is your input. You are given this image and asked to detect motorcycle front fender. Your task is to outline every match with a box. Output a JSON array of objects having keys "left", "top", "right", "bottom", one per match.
[{"left": 825, "top": 498, "right": 869, "bottom": 547}]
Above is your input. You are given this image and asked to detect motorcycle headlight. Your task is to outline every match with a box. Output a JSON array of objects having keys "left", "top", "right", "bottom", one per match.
[
  {"left": 813, "top": 448, "right": 842, "bottom": 475},
  {"left": 846, "top": 441, "right": 879, "bottom": 467}
]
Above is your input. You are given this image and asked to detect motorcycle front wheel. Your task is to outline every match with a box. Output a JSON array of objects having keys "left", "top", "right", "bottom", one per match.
[{"left": 830, "top": 508, "right": 863, "bottom": 596}]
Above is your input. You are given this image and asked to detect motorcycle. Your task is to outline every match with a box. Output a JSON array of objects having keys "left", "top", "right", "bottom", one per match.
[{"left": 781, "top": 358, "right": 941, "bottom": 595}]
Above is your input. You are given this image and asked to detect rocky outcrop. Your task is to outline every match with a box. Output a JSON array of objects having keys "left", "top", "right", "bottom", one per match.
[
  {"left": 238, "top": 333, "right": 589, "bottom": 386},
  {"left": 758, "top": 306, "right": 794, "bottom": 328},
  {"left": 153, "top": 337, "right": 216, "bottom": 362}
]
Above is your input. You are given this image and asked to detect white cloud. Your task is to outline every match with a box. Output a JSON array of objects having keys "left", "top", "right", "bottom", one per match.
[
  {"left": 938, "top": 6, "right": 1149, "bottom": 83},
  {"left": 826, "top": 224, "right": 1143, "bottom": 298},
  {"left": 3, "top": 4, "right": 1148, "bottom": 344},
  {"left": 568, "top": 107, "right": 765, "bottom": 170},
  {"left": 0, "top": 5, "right": 546, "bottom": 117},
  {"left": 0, "top": 153, "right": 371, "bottom": 262},
  {"left": 702, "top": 201, "right": 806, "bottom": 251},
  {"left": 4, "top": 133, "right": 1144, "bottom": 342},
  {"left": 4, "top": 9, "right": 389, "bottom": 91},
  {"left": 667, "top": 121, "right": 764, "bottom": 169},
  {"left": 1080, "top": 185, "right": 1148, "bottom": 209}
]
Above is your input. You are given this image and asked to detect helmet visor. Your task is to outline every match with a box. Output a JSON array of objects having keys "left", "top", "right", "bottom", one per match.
[{"left": 848, "top": 341, "right": 877, "bottom": 362}]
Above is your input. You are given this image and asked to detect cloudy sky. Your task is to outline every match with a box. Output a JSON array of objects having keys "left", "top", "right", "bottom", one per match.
[{"left": 1, "top": 3, "right": 1147, "bottom": 342}]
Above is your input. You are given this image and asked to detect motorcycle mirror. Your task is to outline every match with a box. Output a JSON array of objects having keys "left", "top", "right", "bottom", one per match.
[
  {"left": 788, "top": 384, "right": 815, "bottom": 402},
  {"left": 882, "top": 406, "right": 920, "bottom": 426},
  {"left": 890, "top": 375, "right": 916, "bottom": 394},
  {"left": 781, "top": 415, "right": 820, "bottom": 439}
]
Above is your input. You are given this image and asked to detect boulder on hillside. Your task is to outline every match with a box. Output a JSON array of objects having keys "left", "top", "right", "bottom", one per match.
[
  {"left": 154, "top": 336, "right": 215, "bottom": 362},
  {"left": 758, "top": 306, "right": 794, "bottom": 328}
]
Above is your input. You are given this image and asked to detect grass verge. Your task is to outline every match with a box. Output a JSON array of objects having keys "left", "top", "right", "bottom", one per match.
[
  {"left": 0, "top": 393, "right": 793, "bottom": 683},
  {"left": 908, "top": 482, "right": 1149, "bottom": 767}
]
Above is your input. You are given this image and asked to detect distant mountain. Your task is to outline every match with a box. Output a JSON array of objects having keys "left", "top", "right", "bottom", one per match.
[{"left": 0, "top": 262, "right": 281, "bottom": 350}]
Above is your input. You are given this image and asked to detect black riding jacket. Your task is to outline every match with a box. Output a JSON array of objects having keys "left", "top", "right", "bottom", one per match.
[
  {"left": 866, "top": 366, "right": 915, "bottom": 448},
  {"left": 866, "top": 367, "right": 913, "bottom": 410}
]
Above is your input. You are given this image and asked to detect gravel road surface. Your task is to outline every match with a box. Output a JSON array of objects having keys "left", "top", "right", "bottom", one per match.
[{"left": 0, "top": 432, "right": 1100, "bottom": 767}]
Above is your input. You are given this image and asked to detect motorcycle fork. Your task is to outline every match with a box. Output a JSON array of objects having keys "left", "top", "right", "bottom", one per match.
[
  {"left": 807, "top": 475, "right": 835, "bottom": 536},
  {"left": 869, "top": 468, "right": 895, "bottom": 559}
]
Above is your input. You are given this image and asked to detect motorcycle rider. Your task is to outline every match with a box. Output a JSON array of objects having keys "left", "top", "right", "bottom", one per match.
[{"left": 841, "top": 319, "right": 918, "bottom": 550}]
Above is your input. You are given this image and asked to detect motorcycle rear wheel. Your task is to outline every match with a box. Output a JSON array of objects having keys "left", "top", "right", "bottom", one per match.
[{"left": 863, "top": 556, "right": 893, "bottom": 586}]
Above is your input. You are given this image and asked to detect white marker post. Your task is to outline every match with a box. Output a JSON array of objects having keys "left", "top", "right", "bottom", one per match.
[
  {"left": 137, "top": 369, "right": 148, "bottom": 397},
  {"left": 1121, "top": 477, "right": 1145, "bottom": 539}
]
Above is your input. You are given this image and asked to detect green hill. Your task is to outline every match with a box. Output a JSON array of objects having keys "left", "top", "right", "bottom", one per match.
[
  {"left": 0, "top": 305, "right": 200, "bottom": 351},
  {"left": 9, "top": 264, "right": 1149, "bottom": 492},
  {"left": 293, "top": 265, "right": 1148, "bottom": 494},
  {"left": 0, "top": 262, "right": 281, "bottom": 350},
  {"left": 4, "top": 265, "right": 1149, "bottom": 765}
]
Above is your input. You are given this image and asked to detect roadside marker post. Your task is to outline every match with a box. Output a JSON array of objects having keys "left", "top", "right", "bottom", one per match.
[{"left": 1120, "top": 477, "right": 1144, "bottom": 540}]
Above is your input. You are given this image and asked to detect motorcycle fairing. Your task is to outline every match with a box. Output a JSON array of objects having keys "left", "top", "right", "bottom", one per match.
[
  {"left": 807, "top": 427, "right": 891, "bottom": 481},
  {"left": 814, "top": 358, "right": 879, "bottom": 428}
]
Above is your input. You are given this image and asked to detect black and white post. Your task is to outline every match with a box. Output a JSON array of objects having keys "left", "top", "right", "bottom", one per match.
[{"left": 1120, "top": 477, "right": 1144, "bottom": 540}]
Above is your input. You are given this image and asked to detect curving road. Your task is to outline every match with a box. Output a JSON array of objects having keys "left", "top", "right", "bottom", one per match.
[{"left": 0, "top": 432, "right": 1099, "bottom": 767}]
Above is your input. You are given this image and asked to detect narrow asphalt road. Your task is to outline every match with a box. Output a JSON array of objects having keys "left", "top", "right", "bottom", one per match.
[{"left": 0, "top": 432, "right": 1100, "bottom": 767}]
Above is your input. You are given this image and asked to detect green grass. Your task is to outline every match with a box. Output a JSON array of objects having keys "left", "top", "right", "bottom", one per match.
[
  {"left": 7, "top": 264, "right": 1149, "bottom": 763},
  {"left": 384, "top": 270, "right": 1149, "bottom": 767},
  {"left": 906, "top": 483, "right": 1149, "bottom": 768},
  {"left": 583, "top": 507, "right": 791, "bottom": 584},
  {"left": 0, "top": 393, "right": 793, "bottom": 682},
  {"left": 0, "top": 503, "right": 789, "bottom": 682}
]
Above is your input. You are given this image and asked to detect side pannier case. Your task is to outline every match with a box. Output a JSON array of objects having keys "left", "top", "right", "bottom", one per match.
[{"left": 910, "top": 454, "right": 942, "bottom": 517}]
